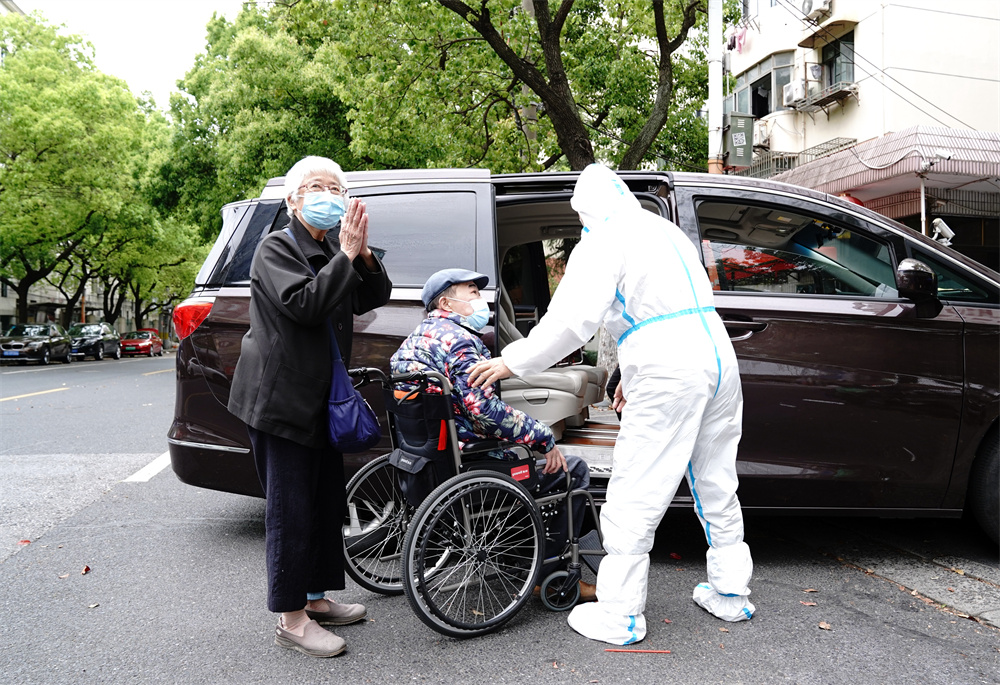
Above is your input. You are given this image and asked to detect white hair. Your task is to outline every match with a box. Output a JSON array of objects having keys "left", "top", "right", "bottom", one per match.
[{"left": 282, "top": 156, "right": 348, "bottom": 205}]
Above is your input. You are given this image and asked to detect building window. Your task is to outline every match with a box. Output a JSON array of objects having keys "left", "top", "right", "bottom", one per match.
[
  {"left": 822, "top": 31, "right": 854, "bottom": 86},
  {"left": 729, "top": 51, "right": 794, "bottom": 118}
]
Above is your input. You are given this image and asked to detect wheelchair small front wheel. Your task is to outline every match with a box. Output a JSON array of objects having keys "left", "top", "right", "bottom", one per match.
[
  {"left": 539, "top": 570, "right": 580, "bottom": 612},
  {"left": 403, "top": 471, "right": 544, "bottom": 638},
  {"left": 343, "top": 454, "right": 409, "bottom": 595}
]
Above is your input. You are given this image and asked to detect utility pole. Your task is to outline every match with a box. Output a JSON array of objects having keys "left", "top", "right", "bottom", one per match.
[{"left": 707, "top": 0, "right": 724, "bottom": 174}]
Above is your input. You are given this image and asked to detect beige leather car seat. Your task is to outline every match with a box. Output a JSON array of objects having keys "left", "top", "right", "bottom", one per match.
[{"left": 495, "top": 286, "right": 608, "bottom": 434}]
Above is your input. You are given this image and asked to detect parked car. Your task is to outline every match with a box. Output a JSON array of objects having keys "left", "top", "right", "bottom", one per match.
[
  {"left": 68, "top": 322, "right": 121, "bottom": 361},
  {"left": 168, "top": 169, "right": 999, "bottom": 542},
  {"left": 0, "top": 322, "right": 73, "bottom": 365},
  {"left": 120, "top": 330, "right": 163, "bottom": 357}
]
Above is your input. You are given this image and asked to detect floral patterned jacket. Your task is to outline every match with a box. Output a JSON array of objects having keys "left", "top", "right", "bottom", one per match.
[{"left": 390, "top": 310, "right": 555, "bottom": 456}]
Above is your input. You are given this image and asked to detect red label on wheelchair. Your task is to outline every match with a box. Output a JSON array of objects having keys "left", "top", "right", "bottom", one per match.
[{"left": 510, "top": 464, "right": 531, "bottom": 481}]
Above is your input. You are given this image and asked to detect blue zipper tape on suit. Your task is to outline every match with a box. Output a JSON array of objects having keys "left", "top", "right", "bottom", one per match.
[
  {"left": 665, "top": 236, "right": 723, "bottom": 399},
  {"left": 688, "top": 461, "right": 712, "bottom": 546},
  {"left": 616, "top": 306, "right": 717, "bottom": 346},
  {"left": 615, "top": 289, "right": 638, "bottom": 327}
]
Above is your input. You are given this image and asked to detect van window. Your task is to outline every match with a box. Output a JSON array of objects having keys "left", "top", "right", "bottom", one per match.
[
  {"left": 912, "top": 249, "right": 998, "bottom": 304},
  {"left": 697, "top": 200, "right": 897, "bottom": 297},
  {"left": 362, "top": 191, "right": 477, "bottom": 288},
  {"left": 197, "top": 201, "right": 284, "bottom": 287}
]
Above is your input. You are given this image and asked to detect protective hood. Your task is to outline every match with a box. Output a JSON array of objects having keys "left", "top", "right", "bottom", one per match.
[{"left": 570, "top": 164, "right": 642, "bottom": 231}]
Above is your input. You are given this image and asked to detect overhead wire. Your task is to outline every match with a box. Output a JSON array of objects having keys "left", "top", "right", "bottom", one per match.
[{"left": 774, "top": 0, "right": 977, "bottom": 130}]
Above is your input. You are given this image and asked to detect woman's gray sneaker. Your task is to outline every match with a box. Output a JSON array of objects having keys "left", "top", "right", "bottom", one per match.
[
  {"left": 305, "top": 600, "right": 368, "bottom": 626},
  {"left": 274, "top": 619, "right": 346, "bottom": 657}
]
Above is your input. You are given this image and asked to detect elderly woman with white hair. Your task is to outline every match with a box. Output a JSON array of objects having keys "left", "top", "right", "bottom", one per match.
[{"left": 228, "top": 156, "right": 392, "bottom": 657}]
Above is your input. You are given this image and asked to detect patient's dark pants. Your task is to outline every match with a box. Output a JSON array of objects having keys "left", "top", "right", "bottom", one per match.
[{"left": 535, "top": 455, "right": 591, "bottom": 578}]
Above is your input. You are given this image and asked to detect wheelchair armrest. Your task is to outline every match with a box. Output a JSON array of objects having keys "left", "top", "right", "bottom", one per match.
[{"left": 461, "top": 439, "right": 505, "bottom": 454}]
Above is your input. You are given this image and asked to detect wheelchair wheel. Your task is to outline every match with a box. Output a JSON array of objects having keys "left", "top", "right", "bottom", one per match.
[
  {"left": 343, "top": 454, "right": 408, "bottom": 595},
  {"left": 403, "top": 472, "right": 543, "bottom": 638},
  {"left": 539, "top": 570, "right": 580, "bottom": 612}
]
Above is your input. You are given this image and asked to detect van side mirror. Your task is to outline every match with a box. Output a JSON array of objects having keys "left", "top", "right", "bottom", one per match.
[{"left": 896, "top": 258, "right": 942, "bottom": 318}]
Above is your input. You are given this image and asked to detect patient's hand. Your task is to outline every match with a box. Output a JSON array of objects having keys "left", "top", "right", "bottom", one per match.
[
  {"left": 542, "top": 446, "right": 569, "bottom": 474},
  {"left": 467, "top": 357, "right": 512, "bottom": 389}
]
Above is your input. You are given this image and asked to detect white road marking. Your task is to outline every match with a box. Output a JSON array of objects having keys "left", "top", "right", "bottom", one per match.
[{"left": 124, "top": 451, "right": 171, "bottom": 482}]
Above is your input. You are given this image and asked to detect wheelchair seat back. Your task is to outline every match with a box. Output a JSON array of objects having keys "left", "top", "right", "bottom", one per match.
[
  {"left": 384, "top": 383, "right": 460, "bottom": 507},
  {"left": 384, "top": 379, "right": 538, "bottom": 507}
]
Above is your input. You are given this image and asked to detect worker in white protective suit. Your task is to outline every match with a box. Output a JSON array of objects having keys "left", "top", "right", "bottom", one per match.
[{"left": 468, "top": 164, "right": 754, "bottom": 645}]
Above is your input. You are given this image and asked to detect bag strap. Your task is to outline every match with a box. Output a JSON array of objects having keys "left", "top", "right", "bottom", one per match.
[{"left": 284, "top": 226, "right": 344, "bottom": 363}]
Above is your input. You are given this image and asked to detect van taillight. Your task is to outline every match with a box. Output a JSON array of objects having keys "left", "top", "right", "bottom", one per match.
[{"left": 173, "top": 297, "right": 215, "bottom": 340}]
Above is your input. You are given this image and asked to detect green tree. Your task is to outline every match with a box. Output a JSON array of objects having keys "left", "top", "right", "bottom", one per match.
[
  {"left": 0, "top": 13, "right": 147, "bottom": 322},
  {"left": 155, "top": 5, "right": 361, "bottom": 241},
  {"left": 323, "top": 0, "right": 705, "bottom": 171}
]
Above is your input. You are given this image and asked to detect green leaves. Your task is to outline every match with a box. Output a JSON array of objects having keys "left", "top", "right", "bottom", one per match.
[{"left": 1, "top": 13, "right": 207, "bottom": 325}]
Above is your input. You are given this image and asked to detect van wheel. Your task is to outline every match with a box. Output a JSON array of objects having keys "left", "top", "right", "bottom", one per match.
[{"left": 967, "top": 430, "right": 999, "bottom": 545}]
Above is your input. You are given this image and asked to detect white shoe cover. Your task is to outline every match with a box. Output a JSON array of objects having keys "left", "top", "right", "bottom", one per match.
[
  {"left": 567, "top": 602, "right": 647, "bottom": 645},
  {"left": 692, "top": 582, "right": 755, "bottom": 622}
]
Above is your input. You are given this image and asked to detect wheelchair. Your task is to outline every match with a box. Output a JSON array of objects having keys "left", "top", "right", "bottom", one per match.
[{"left": 342, "top": 367, "right": 605, "bottom": 638}]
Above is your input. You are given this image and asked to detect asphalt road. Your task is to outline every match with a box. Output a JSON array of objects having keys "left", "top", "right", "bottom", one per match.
[{"left": 1, "top": 357, "right": 998, "bottom": 684}]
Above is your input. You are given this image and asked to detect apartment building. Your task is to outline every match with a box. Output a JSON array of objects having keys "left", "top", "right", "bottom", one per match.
[{"left": 725, "top": 0, "right": 999, "bottom": 269}]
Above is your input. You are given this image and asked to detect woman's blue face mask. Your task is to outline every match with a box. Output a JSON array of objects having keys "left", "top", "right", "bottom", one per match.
[{"left": 300, "top": 191, "right": 346, "bottom": 230}]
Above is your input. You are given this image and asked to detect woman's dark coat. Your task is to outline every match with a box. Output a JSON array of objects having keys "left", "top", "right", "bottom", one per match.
[{"left": 228, "top": 214, "right": 392, "bottom": 448}]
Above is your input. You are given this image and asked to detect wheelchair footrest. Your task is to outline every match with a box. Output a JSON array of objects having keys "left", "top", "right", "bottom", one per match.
[{"left": 579, "top": 529, "right": 603, "bottom": 575}]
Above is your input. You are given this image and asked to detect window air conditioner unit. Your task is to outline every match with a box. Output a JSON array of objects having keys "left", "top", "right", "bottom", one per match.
[
  {"left": 783, "top": 79, "right": 806, "bottom": 106},
  {"left": 801, "top": 0, "right": 831, "bottom": 21},
  {"left": 753, "top": 121, "right": 770, "bottom": 147}
]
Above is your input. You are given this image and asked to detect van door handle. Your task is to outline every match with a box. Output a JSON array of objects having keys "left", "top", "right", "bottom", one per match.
[{"left": 723, "top": 319, "right": 767, "bottom": 341}]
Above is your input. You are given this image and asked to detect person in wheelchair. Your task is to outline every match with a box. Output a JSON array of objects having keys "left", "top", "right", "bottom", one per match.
[{"left": 390, "top": 267, "right": 595, "bottom": 601}]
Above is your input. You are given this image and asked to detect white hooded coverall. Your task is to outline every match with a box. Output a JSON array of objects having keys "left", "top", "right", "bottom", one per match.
[{"left": 501, "top": 165, "right": 754, "bottom": 645}]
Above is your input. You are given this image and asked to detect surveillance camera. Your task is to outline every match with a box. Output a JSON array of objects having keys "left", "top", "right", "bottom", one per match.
[
  {"left": 931, "top": 217, "right": 955, "bottom": 245},
  {"left": 933, "top": 148, "right": 953, "bottom": 161}
]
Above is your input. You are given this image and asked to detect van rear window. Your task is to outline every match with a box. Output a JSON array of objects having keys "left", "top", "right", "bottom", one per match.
[{"left": 197, "top": 201, "right": 283, "bottom": 286}]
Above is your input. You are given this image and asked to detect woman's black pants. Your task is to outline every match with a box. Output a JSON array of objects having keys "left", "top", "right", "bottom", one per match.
[{"left": 248, "top": 427, "right": 346, "bottom": 613}]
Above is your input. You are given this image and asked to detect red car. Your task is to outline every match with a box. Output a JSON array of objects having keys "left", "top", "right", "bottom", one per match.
[{"left": 120, "top": 330, "right": 163, "bottom": 357}]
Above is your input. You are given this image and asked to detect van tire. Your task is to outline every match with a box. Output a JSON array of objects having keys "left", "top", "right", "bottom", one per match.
[{"left": 967, "top": 429, "right": 999, "bottom": 545}]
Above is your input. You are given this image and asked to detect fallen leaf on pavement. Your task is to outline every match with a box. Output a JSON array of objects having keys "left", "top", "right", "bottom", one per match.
[
  {"left": 800, "top": 601, "right": 817, "bottom": 606},
  {"left": 58, "top": 574, "right": 69, "bottom": 579},
  {"left": 910, "top": 589, "right": 919, "bottom": 596},
  {"left": 663, "top": 618, "right": 672, "bottom": 624},
  {"left": 803, "top": 588, "right": 818, "bottom": 593},
  {"left": 552, "top": 662, "right": 558, "bottom": 668},
  {"left": 81, "top": 565, "right": 90, "bottom": 575},
  {"left": 669, "top": 552, "right": 682, "bottom": 560},
  {"left": 818, "top": 622, "right": 832, "bottom": 630},
  {"left": 954, "top": 569, "right": 965, "bottom": 576},
  {"left": 88, "top": 603, "right": 99, "bottom": 609},
  {"left": 719, "top": 643, "right": 725, "bottom": 649},
  {"left": 719, "top": 627, "right": 730, "bottom": 633},
  {"left": 18, "top": 540, "right": 31, "bottom": 545},
  {"left": 947, "top": 587, "right": 955, "bottom": 592}
]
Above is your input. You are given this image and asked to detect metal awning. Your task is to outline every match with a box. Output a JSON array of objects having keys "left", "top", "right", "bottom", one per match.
[{"left": 771, "top": 126, "right": 1000, "bottom": 209}]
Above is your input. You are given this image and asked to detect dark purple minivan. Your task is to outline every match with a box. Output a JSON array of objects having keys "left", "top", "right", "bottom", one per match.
[{"left": 168, "top": 170, "right": 1000, "bottom": 543}]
